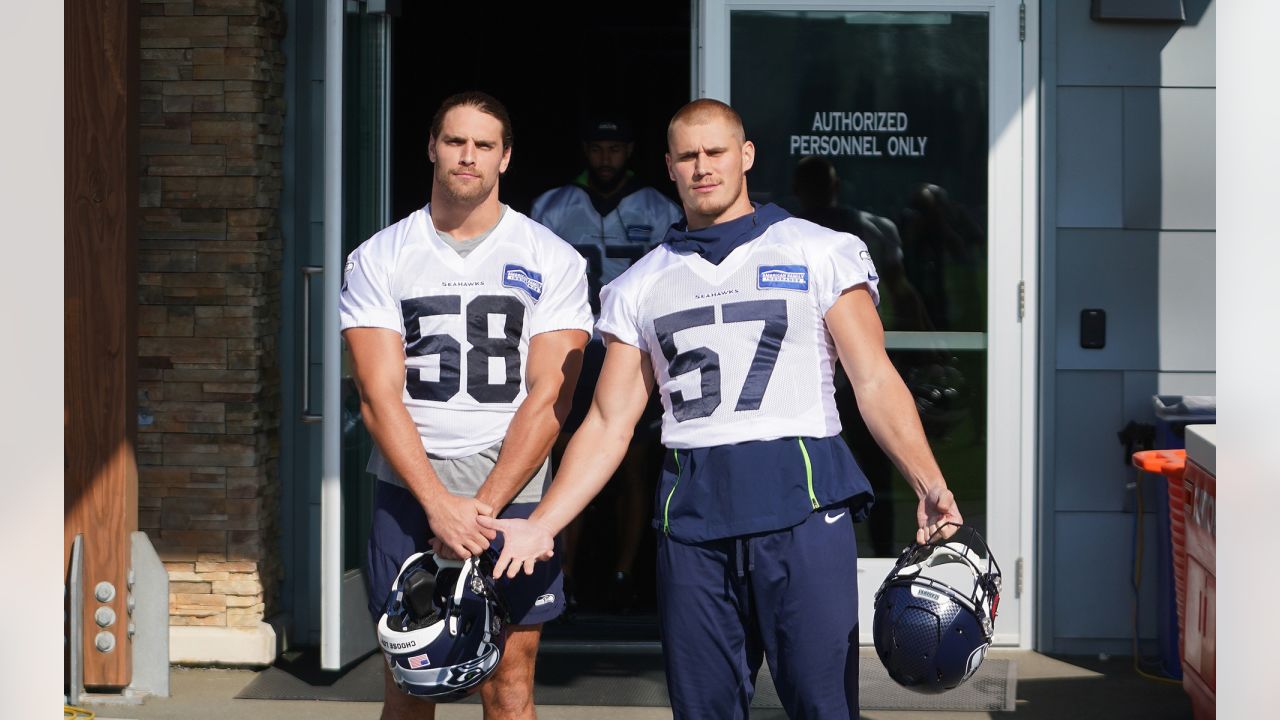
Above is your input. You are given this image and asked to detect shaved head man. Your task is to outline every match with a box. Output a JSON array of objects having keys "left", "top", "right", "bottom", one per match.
[{"left": 484, "top": 99, "right": 963, "bottom": 719}]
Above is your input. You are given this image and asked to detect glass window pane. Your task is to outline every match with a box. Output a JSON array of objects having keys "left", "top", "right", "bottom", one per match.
[
  {"left": 341, "top": 9, "right": 389, "bottom": 572},
  {"left": 731, "top": 11, "right": 989, "bottom": 555}
]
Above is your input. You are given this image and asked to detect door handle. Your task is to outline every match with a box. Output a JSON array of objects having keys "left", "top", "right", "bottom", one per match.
[{"left": 301, "top": 265, "right": 324, "bottom": 423}]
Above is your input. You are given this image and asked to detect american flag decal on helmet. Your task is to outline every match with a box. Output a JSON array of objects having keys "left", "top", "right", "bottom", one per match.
[{"left": 408, "top": 653, "right": 431, "bottom": 669}]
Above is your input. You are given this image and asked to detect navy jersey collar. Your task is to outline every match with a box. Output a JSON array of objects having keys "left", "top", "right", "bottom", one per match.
[{"left": 663, "top": 203, "right": 791, "bottom": 265}]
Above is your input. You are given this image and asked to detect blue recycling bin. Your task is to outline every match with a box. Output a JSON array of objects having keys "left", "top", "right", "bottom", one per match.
[{"left": 1149, "top": 395, "right": 1215, "bottom": 680}]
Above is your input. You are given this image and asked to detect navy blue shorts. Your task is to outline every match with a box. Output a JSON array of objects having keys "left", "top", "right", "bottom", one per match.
[
  {"left": 365, "top": 481, "right": 565, "bottom": 626},
  {"left": 657, "top": 508, "right": 860, "bottom": 719}
]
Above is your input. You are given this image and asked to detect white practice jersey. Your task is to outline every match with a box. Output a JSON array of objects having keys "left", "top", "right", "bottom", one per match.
[
  {"left": 531, "top": 184, "right": 684, "bottom": 285},
  {"left": 339, "top": 205, "right": 593, "bottom": 460},
  {"left": 597, "top": 216, "right": 879, "bottom": 449}
]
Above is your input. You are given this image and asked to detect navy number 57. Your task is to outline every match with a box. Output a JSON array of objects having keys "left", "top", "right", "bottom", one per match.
[{"left": 653, "top": 299, "right": 788, "bottom": 422}]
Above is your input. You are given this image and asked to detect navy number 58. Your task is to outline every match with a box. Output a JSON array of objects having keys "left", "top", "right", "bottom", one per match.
[{"left": 401, "top": 294, "right": 524, "bottom": 404}]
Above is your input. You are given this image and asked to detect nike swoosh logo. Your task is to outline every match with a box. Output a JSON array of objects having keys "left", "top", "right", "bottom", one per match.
[{"left": 824, "top": 511, "right": 847, "bottom": 524}]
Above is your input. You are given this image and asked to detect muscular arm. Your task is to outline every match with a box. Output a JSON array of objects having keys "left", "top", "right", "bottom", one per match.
[
  {"left": 343, "top": 327, "right": 495, "bottom": 557},
  {"left": 825, "top": 285, "right": 963, "bottom": 543},
  {"left": 479, "top": 338, "right": 656, "bottom": 576},
  {"left": 474, "top": 328, "right": 590, "bottom": 512}
]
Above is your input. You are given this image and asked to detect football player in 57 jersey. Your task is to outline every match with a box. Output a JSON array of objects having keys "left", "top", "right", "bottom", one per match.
[
  {"left": 340, "top": 92, "right": 591, "bottom": 720},
  {"left": 482, "top": 99, "right": 963, "bottom": 720}
]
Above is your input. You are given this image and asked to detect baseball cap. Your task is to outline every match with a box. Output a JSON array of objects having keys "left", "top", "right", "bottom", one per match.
[{"left": 582, "top": 115, "right": 633, "bottom": 142}]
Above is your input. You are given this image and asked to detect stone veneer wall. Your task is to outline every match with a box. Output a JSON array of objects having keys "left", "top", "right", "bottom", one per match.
[{"left": 135, "top": 0, "right": 285, "bottom": 658}]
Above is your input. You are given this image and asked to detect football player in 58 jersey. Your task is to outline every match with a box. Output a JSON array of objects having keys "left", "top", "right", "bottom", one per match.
[
  {"left": 340, "top": 92, "right": 592, "bottom": 720},
  {"left": 482, "top": 99, "right": 963, "bottom": 720}
]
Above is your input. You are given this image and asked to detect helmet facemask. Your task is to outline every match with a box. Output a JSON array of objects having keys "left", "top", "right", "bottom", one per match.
[{"left": 891, "top": 524, "right": 1002, "bottom": 637}]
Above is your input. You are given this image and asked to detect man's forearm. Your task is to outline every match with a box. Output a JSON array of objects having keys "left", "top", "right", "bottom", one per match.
[
  {"left": 360, "top": 395, "right": 449, "bottom": 508},
  {"left": 473, "top": 393, "right": 562, "bottom": 511},
  {"left": 477, "top": 341, "right": 654, "bottom": 574},
  {"left": 855, "top": 371, "right": 947, "bottom": 498},
  {"left": 476, "top": 329, "right": 589, "bottom": 511},
  {"left": 528, "top": 410, "right": 633, "bottom": 535}
]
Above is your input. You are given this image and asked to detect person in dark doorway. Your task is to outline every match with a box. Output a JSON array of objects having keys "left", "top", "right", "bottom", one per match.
[
  {"left": 532, "top": 114, "right": 684, "bottom": 312},
  {"left": 532, "top": 114, "right": 683, "bottom": 613},
  {"left": 481, "top": 99, "right": 963, "bottom": 719},
  {"left": 340, "top": 91, "right": 592, "bottom": 720}
]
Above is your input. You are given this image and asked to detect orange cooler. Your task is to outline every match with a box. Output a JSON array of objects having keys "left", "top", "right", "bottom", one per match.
[{"left": 1131, "top": 448, "right": 1190, "bottom": 649}]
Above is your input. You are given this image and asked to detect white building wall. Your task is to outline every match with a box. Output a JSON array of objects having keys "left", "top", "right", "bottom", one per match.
[{"left": 1041, "top": 0, "right": 1216, "bottom": 654}]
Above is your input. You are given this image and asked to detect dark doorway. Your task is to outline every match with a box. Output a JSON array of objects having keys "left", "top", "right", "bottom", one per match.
[
  {"left": 389, "top": 4, "right": 692, "bottom": 642},
  {"left": 391, "top": 4, "right": 690, "bottom": 218}
]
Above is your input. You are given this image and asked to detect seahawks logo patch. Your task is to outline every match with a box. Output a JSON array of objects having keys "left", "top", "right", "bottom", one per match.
[
  {"left": 502, "top": 264, "right": 543, "bottom": 301},
  {"left": 757, "top": 265, "right": 809, "bottom": 291}
]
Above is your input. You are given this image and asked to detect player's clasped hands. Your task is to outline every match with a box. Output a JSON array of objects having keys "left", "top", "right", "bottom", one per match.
[
  {"left": 476, "top": 515, "right": 555, "bottom": 578},
  {"left": 426, "top": 493, "right": 497, "bottom": 560}
]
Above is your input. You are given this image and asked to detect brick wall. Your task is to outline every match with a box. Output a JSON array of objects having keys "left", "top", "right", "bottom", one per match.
[{"left": 136, "top": 0, "right": 285, "bottom": 633}]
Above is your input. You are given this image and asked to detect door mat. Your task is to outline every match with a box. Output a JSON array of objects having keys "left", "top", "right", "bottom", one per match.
[{"left": 237, "top": 650, "right": 1015, "bottom": 712}]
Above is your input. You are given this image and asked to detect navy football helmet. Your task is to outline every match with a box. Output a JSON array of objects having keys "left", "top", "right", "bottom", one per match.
[
  {"left": 377, "top": 550, "right": 509, "bottom": 702},
  {"left": 872, "top": 523, "right": 1001, "bottom": 694}
]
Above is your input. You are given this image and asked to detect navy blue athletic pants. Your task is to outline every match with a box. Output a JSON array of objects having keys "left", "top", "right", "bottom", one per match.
[{"left": 657, "top": 507, "right": 860, "bottom": 719}]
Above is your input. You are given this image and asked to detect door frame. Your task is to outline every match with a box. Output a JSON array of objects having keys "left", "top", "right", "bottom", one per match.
[
  {"left": 318, "top": 0, "right": 394, "bottom": 671},
  {"left": 695, "top": 0, "right": 1039, "bottom": 648},
  {"left": 319, "top": 0, "right": 345, "bottom": 671}
]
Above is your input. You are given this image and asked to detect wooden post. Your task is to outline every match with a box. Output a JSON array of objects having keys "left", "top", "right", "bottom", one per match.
[{"left": 65, "top": 0, "right": 139, "bottom": 690}]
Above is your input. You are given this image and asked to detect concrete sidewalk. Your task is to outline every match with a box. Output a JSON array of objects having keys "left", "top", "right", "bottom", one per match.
[{"left": 77, "top": 650, "right": 1192, "bottom": 719}]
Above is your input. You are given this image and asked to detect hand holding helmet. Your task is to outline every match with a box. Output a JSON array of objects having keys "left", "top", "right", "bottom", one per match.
[{"left": 916, "top": 483, "right": 964, "bottom": 544}]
